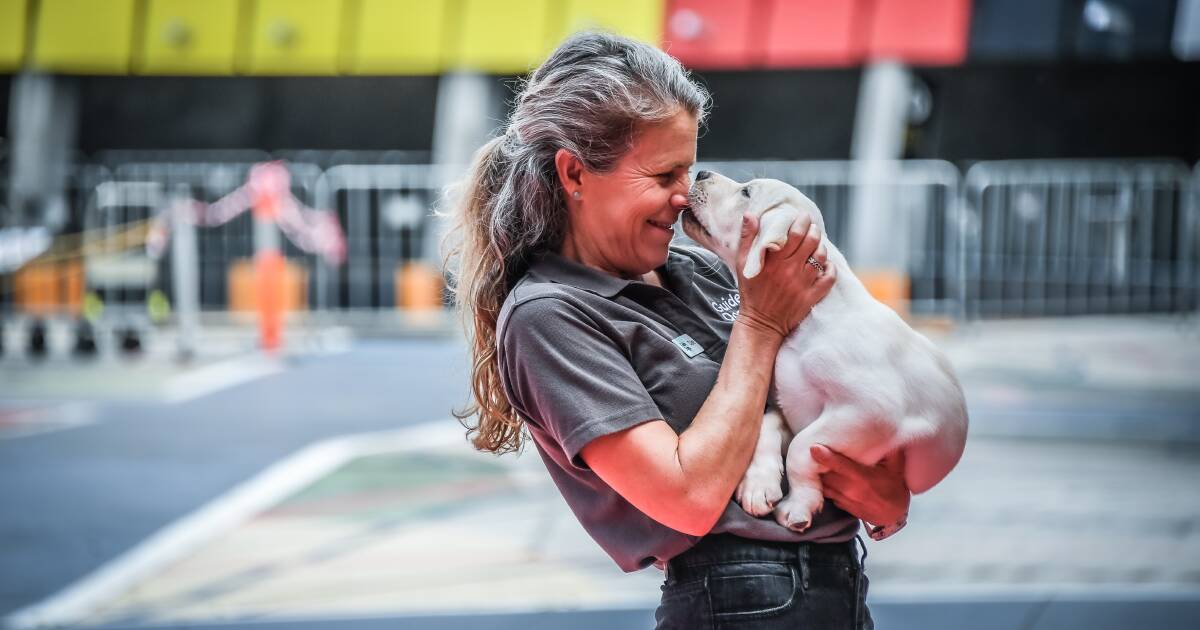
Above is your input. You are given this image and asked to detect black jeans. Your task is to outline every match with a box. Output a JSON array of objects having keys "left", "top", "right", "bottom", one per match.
[{"left": 655, "top": 534, "right": 873, "bottom": 629}]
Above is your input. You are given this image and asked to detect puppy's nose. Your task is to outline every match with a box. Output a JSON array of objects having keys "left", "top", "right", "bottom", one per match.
[{"left": 694, "top": 170, "right": 712, "bottom": 181}]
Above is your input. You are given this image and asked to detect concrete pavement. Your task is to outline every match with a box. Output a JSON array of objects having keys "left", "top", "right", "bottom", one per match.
[
  {"left": 0, "top": 333, "right": 469, "bottom": 619},
  {"left": 2, "top": 314, "right": 1198, "bottom": 628},
  {"left": 67, "top": 424, "right": 1200, "bottom": 628}
]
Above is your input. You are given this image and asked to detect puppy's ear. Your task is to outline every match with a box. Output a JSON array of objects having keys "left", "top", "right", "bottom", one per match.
[{"left": 742, "top": 204, "right": 801, "bottom": 279}]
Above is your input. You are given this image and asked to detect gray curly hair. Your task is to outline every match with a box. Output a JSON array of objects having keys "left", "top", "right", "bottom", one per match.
[{"left": 443, "top": 31, "right": 710, "bottom": 454}]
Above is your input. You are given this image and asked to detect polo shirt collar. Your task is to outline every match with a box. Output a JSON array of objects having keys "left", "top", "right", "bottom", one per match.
[{"left": 528, "top": 247, "right": 696, "bottom": 298}]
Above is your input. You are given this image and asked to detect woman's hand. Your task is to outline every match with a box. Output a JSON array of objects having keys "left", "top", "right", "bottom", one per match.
[
  {"left": 811, "top": 444, "right": 910, "bottom": 529},
  {"left": 735, "top": 213, "right": 836, "bottom": 339}
]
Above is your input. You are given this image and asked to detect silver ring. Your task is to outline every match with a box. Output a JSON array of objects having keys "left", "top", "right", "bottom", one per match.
[{"left": 806, "top": 256, "right": 825, "bottom": 273}]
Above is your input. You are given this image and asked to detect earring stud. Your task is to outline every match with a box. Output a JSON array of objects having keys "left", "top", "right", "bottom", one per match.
[{"left": 572, "top": 191, "right": 581, "bottom": 199}]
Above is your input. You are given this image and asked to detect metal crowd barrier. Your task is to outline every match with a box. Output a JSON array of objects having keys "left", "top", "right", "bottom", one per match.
[
  {"left": 695, "top": 160, "right": 964, "bottom": 317},
  {"left": 314, "top": 164, "right": 448, "bottom": 313},
  {"left": 8, "top": 165, "right": 112, "bottom": 318},
  {"left": 0, "top": 165, "right": 117, "bottom": 357},
  {"left": 962, "top": 160, "right": 1196, "bottom": 319},
  {"left": 10, "top": 157, "right": 1199, "bottom": 348},
  {"left": 105, "top": 161, "right": 323, "bottom": 313}
]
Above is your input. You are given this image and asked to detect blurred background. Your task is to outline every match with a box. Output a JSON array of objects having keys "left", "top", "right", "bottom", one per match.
[{"left": 1, "top": 1, "right": 1198, "bottom": 629}]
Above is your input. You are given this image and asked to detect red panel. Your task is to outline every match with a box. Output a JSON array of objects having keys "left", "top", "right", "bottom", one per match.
[
  {"left": 661, "top": 0, "right": 763, "bottom": 69},
  {"left": 867, "top": 0, "right": 972, "bottom": 65},
  {"left": 762, "top": 0, "right": 869, "bottom": 67}
]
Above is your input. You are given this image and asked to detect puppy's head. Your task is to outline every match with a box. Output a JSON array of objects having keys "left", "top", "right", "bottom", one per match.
[{"left": 681, "top": 171, "right": 825, "bottom": 279}]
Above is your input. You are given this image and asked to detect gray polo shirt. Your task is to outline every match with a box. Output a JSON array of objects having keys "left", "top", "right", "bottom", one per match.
[{"left": 496, "top": 243, "right": 859, "bottom": 572}]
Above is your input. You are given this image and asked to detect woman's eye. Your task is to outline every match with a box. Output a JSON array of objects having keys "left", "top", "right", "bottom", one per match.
[{"left": 741, "top": 187, "right": 752, "bottom": 198}]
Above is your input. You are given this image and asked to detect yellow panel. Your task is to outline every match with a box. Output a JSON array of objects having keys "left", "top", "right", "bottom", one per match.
[
  {"left": 140, "top": 0, "right": 241, "bottom": 74},
  {"left": 246, "top": 0, "right": 344, "bottom": 75},
  {"left": 345, "top": 0, "right": 448, "bottom": 74},
  {"left": 452, "top": 0, "right": 555, "bottom": 74},
  {"left": 33, "top": 0, "right": 136, "bottom": 74},
  {"left": 0, "top": 0, "right": 26, "bottom": 71},
  {"left": 555, "top": 0, "right": 664, "bottom": 48}
]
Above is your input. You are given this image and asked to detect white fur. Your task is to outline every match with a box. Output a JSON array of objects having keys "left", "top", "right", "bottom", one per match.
[{"left": 683, "top": 173, "right": 969, "bottom": 532}]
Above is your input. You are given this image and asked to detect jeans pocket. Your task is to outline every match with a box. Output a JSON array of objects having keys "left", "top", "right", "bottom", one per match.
[
  {"left": 656, "top": 577, "right": 711, "bottom": 630},
  {"left": 706, "top": 561, "right": 799, "bottom": 621}
]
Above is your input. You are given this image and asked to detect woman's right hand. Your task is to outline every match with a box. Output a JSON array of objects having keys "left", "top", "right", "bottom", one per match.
[{"left": 735, "top": 213, "right": 836, "bottom": 339}]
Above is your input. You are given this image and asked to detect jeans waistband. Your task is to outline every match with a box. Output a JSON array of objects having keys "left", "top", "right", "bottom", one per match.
[{"left": 666, "top": 534, "right": 864, "bottom": 584}]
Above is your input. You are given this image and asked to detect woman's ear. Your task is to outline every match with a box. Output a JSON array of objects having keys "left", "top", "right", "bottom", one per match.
[{"left": 554, "top": 148, "right": 585, "bottom": 195}]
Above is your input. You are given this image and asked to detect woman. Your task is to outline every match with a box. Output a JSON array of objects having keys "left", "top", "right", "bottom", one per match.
[{"left": 444, "top": 32, "right": 909, "bottom": 628}]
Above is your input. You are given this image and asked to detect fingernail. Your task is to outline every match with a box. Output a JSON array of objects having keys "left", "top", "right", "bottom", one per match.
[{"left": 810, "top": 444, "right": 826, "bottom": 458}]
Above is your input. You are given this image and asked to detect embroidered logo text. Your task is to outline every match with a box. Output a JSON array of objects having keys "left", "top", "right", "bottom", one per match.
[{"left": 711, "top": 292, "right": 741, "bottom": 322}]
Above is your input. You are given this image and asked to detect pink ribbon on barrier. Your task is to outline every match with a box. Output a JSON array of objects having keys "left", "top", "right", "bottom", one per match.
[{"left": 146, "top": 161, "right": 346, "bottom": 265}]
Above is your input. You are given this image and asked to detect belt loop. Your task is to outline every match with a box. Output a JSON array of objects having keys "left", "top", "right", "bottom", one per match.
[{"left": 854, "top": 534, "right": 869, "bottom": 571}]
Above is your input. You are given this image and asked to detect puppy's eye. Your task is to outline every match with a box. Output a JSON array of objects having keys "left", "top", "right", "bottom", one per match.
[{"left": 741, "top": 186, "right": 752, "bottom": 198}]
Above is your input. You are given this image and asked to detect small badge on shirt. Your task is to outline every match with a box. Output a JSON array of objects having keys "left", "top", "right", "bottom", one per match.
[{"left": 671, "top": 334, "right": 705, "bottom": 358}]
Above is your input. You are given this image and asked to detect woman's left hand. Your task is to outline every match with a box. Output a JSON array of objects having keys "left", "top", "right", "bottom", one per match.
[{"left": 810, "top": 444, "right": 910, "bottom": 528}]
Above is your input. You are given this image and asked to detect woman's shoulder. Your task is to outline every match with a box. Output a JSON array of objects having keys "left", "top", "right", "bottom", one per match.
[{"left": 497, "top": 277, "right": 596, "bottom": 346}]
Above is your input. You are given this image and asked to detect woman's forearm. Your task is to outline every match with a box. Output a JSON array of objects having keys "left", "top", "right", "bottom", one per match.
[{"left": 674, "top": 319, "right": 783, "bottom": 529}]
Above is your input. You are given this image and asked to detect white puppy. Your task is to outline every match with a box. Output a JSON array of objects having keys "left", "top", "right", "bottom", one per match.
[{"left": 682, "top": 171, "right": 969, "bottom": 533}]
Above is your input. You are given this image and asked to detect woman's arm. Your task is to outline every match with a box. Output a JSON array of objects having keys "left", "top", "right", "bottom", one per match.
[
  {"left": 581, "top": 213, "right": 834, "bottom": 536},
  {"left": 580, "top": 322, "right": 784, "bottom": 535}
]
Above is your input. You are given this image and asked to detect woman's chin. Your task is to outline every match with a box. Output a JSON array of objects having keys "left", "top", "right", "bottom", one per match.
[{"left": 638, "top": 243, "right": 671, "bottom": 271}]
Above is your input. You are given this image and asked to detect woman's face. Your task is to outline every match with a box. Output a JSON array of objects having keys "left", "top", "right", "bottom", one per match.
[{"left": 563, "top": 110, "right": 698, "bottom": 278}]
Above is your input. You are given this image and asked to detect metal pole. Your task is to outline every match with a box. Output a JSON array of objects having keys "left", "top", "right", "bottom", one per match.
[
  {"left": 848, "top": 61, "right": 912, "bottom": 271},
  {"left": 170, "top": 189, "right": 200, "bottom": 360},
  {"left": 426, "top": 72, "right": 504, "bottom": 267}
]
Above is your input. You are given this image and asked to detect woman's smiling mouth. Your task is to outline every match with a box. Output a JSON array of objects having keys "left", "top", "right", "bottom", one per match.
[{"left": 647, "top": 218, "right": 675, "bottom": 233}]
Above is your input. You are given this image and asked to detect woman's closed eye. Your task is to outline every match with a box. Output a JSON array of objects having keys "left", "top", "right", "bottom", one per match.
[{"left": 657, "top": 170, "right": 693, "bottom": 189}]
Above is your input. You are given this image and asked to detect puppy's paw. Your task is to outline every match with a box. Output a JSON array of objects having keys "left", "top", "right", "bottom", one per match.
[
  {"left": 773, "top": 488, "right": 825, "bottom": 533},
  {"left": 736, "top": 463, "right": 784, "bottom": 517}
]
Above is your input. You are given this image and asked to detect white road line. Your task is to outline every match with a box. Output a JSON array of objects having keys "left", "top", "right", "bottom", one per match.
[
  {"left": 162, "top": 355, "right": 284, "bottom": 404},
  {"left": 2, "top": 419, "right": 462, "bottom": 630}
]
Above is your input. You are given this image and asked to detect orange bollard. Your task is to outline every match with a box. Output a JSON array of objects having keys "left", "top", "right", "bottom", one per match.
[
  {"left": 858, "top": 268, "right": 911, "bottom": 319},
  {"left": 395, "top": 261, "right": 445, "bottom": 311},
  {"left": 14, "top": 264, "right": 54, "bottom": 315},
  {"left": 63, "top": 261, "right": 84, "bottom": 316},
  {"left": 255, "top": 250, "right": 285, "bottom": 352},
  {"left": 14, "top": 262, "right": 85, "bottom": 316},
  {"left": 229, "top": 258, "right": 307, "bottom": 314}
]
